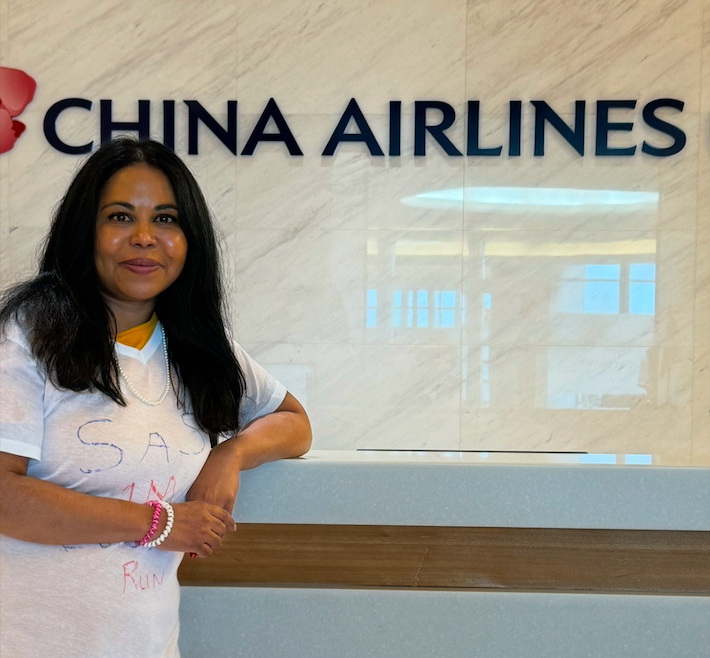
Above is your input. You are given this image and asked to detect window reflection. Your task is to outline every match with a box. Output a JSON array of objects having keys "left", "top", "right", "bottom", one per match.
[
  {"left": 624, "top": 454, "right": 653, "bottom": 465},
  {"left": 434, "top": 291, "right": 456, "bottom": 328},
  {"left": 364, "top": 188, "right": 678, "bottom": 421},
  {"left": 584, "top": 264, "right": 620, "bottom": 314},
  {"left": 366, "top": 289, "right": 377, "bottom": 328},
  {"left": 366, "top": 288, "right": 458, "bottom": 330},
  {"left": 629, "top": 263, "right": 656, "bottom": 315},
  {"left": 417, "top": 291, "right": 428, "bottom": 327},
  {"left": 580, "top": 454, "right": 617, "bottom": 464},
  {"left": 557, "top": 262, "right": 656, "bottom": 316}
]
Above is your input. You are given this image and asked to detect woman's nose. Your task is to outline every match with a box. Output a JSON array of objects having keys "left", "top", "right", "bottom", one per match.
[{"left": 130, "top": 218, "right": 156, "bottom": 246}]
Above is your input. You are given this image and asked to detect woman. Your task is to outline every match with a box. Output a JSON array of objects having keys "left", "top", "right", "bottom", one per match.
[{"left": 0, "top": 138, "right": 311, "bottom": 656}]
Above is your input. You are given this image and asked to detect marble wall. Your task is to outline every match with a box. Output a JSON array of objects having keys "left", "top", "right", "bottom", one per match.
[{"left": 1, "top": 0, "right": 708, "bottom": 455}]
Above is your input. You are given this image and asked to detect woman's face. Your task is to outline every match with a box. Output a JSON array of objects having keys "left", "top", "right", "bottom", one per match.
[{"left": 95, "top": 163, "right": 187, "bottom": 322}]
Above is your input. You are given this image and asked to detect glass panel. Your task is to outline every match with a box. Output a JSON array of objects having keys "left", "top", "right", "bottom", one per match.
[
  {"left": 584, "top": 264, "right": 620, "bottom": 280},
  {"left": 584, "top": 281, "right": 619, "bottom": 314},
  {"left": 625, "top": 454, "right": 653, "bottom": 465},
  {"left": 440, "top": 309, "right": 455, "bottom": 328},
  {"left": 441, "top": 291, "right": 456, "bottom": 308},
  {"left": 629, "top": 282, "right": 655, "bottom": 315},
  {"left": 629, "top": 263, "right": 656, "bottom": 281}
]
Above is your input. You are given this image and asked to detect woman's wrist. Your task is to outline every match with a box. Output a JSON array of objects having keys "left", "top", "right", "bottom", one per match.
[
  {"left": 136, "top": 501, "right": 162, "bottom": 545},
  {"left": 216, "top": 433, "right": 248, "bottom": 471},
  {"left": 131, "top": 501, "right": 168, "bottom": 543},
  {"left": 145, "top": 503, "right": 174, "bottom": 548}
]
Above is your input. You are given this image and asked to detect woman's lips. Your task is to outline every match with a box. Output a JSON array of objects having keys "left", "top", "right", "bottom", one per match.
[{"left": 120, "top": 259, "right": 162, "bottom": 274}]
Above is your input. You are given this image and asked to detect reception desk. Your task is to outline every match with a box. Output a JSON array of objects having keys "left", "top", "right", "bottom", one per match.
[{"left": 178, "top": 451, "right": 709, "bottom": 657}]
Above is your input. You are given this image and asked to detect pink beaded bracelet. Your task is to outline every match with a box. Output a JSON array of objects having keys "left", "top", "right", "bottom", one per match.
[{"left": 137, "top": 501, "right": 163, "bottom": 546}]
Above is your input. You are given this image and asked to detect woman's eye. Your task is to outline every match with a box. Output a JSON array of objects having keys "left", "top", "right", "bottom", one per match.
[
  {"left": 109, "top": 212, "right": 131, "bottom": 222},
  {"left": 155, "top": 214, "right": 178, "bottom": 223}
]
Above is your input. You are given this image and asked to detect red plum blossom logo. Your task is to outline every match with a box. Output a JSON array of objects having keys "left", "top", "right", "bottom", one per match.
[{"left": 0, "top": 67, "right": 37, "bottom": 154}]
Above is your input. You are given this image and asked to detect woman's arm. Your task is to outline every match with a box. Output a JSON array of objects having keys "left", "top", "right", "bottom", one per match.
[
  {"left": 228, "top": 392, "right": 312, "bottom": 470},
  {"left": 0, "top": 451, "right": 234, "bottom": 556},
  {"left": 185, "top": 392, "right": 311, "bottom": 512}
]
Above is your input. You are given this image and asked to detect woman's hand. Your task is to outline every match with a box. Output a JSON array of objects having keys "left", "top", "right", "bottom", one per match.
[
  {"left": 157, "top": 501, "right": 235, "bottom": 558},
  {"left": 185, "top": 392, "right": 311, "bottom": 516},
  {"left": 185, "top": 439, "right": 242, "bottom": 514}
]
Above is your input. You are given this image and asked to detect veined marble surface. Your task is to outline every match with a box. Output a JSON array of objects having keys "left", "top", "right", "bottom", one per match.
[{"left": 1, "top": 0, "right": 708, "bottom": 455}]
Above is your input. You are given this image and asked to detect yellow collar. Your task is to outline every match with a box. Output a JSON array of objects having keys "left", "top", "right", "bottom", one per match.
[{"left": 115, "top": 314, "right": 158, "bottom": 350}]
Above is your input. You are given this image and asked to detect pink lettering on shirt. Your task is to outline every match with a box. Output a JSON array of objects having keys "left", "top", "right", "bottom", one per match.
[{"left": 122, "top": 560, "right": 166, "bottom": 594}]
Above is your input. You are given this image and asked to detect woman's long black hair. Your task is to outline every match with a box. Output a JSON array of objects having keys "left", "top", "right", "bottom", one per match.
[{"left": 0, "top": 138, "right": 245, "bottom": 444}]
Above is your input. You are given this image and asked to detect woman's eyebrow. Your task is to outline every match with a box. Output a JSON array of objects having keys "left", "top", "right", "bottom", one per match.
[
  {"left": 98, "top": 202, "right": 179, "bottom": 212},
  {"left": 99, "top": 201, "right": 135, "bottom": 211}
]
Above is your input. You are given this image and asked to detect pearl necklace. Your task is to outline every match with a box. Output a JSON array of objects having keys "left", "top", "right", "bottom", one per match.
[{"left": 117, "top": 325, "right": 171, "bottom": 406}]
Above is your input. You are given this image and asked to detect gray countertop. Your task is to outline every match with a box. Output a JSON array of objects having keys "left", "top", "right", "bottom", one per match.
[{"left": 234, "top": 450, "right": 710, "bottom": 531}]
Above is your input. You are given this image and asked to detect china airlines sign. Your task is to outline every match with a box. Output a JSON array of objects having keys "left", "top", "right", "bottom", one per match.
[{"left": 0, "top": 66, "right": 692, "bottom": 159}]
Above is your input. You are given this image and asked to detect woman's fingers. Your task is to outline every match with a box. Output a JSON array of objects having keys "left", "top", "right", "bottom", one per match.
[
  {"left": 191, "top": 519, "right": 232, "bottom": 558},
  {"left": 209, "top": 504, "right": 236, "bottom": 531},
  {"left": 193, "top": 532, "right": 223, "bottom": 559},
  {"left": 155, "top": 501, "right": 235, "bottom": 554},
  {"left": 196, "top": 544, "right": 212, "bottom": 558}
]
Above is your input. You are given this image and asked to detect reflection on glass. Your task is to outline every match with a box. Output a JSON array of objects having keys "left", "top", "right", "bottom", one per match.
[
  {"left": 547, "top": 347, "right": 647, "bottom": 410},
  {"left": 584, "top": 264, "right": 620, "bottom": 314},
  {"left": 480, "top": 346, "right": 490, "bottom": 407},
  {"left": 629, "top": 263, "right": 656, "bottom": 279},
  {"left": 417, "top": 291, "right": 428, "bottom": 327},
  {"left": 367, "top": 288, "right": 458, "bottom": 330},
  {"left": 366, "top": 289, "right": 377, "bottom": 328},
  {"left": 629, "top": 264, "right": 656, "bottom": 315},
  {"left": 401, "top": 187, "right": 659, "bottom": 210},
  {"left": 434, "top": 291, "right": 456, "bottom": 328},
  {"left": 625, "top": 454, "right": 653, "bottom": 465},
  {"left": 557, "top": 262, "right": 656, "bottom": 316},
  {"left": 392, "top": 291, "right": 402, "bottom": 327},
  {"left": 580, "top": 454, "right": 617, "bottom": 464},
  {"left": 363, "top": 191, "right": 676, "bottom": 451}
]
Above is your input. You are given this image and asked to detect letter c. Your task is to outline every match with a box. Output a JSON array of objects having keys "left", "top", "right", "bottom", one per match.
[{"left": 43, "top": 98, "right": 93, "bottom": 154}]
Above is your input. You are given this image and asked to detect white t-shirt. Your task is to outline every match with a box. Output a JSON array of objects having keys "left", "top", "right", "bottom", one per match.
[{"left": 0, "top": 320, "right": 286, "bottom": 657}]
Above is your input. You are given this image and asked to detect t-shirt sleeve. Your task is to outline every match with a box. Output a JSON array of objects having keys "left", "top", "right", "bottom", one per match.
[
  {"left": 0, "top": 328, "right": 45, "bottom": 461},
  {"left": 230, "top": 341, "right": 287, "bottom": 433}
]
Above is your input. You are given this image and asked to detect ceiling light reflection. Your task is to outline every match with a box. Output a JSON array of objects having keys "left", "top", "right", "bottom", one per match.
[
  {"left": 485, "top": 239, "right": 656, "bottom": 257},
  {"left": 401, "top": 187, "right": 659, "bottom": 210}
]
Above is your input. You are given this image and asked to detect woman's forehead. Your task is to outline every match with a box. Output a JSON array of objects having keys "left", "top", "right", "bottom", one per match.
[{"left": 99, "top": 164, "right": 176, "bottom": 206}]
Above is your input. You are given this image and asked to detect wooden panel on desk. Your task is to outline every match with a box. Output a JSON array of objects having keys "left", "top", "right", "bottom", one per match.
[{"left": 178, "top": 524, "right": 710, "bottom": 595}]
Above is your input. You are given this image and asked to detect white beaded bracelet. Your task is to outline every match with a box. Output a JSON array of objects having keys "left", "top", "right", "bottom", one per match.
[{"left": 145, "top": 502, "right": 174, "bottom": 548}]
